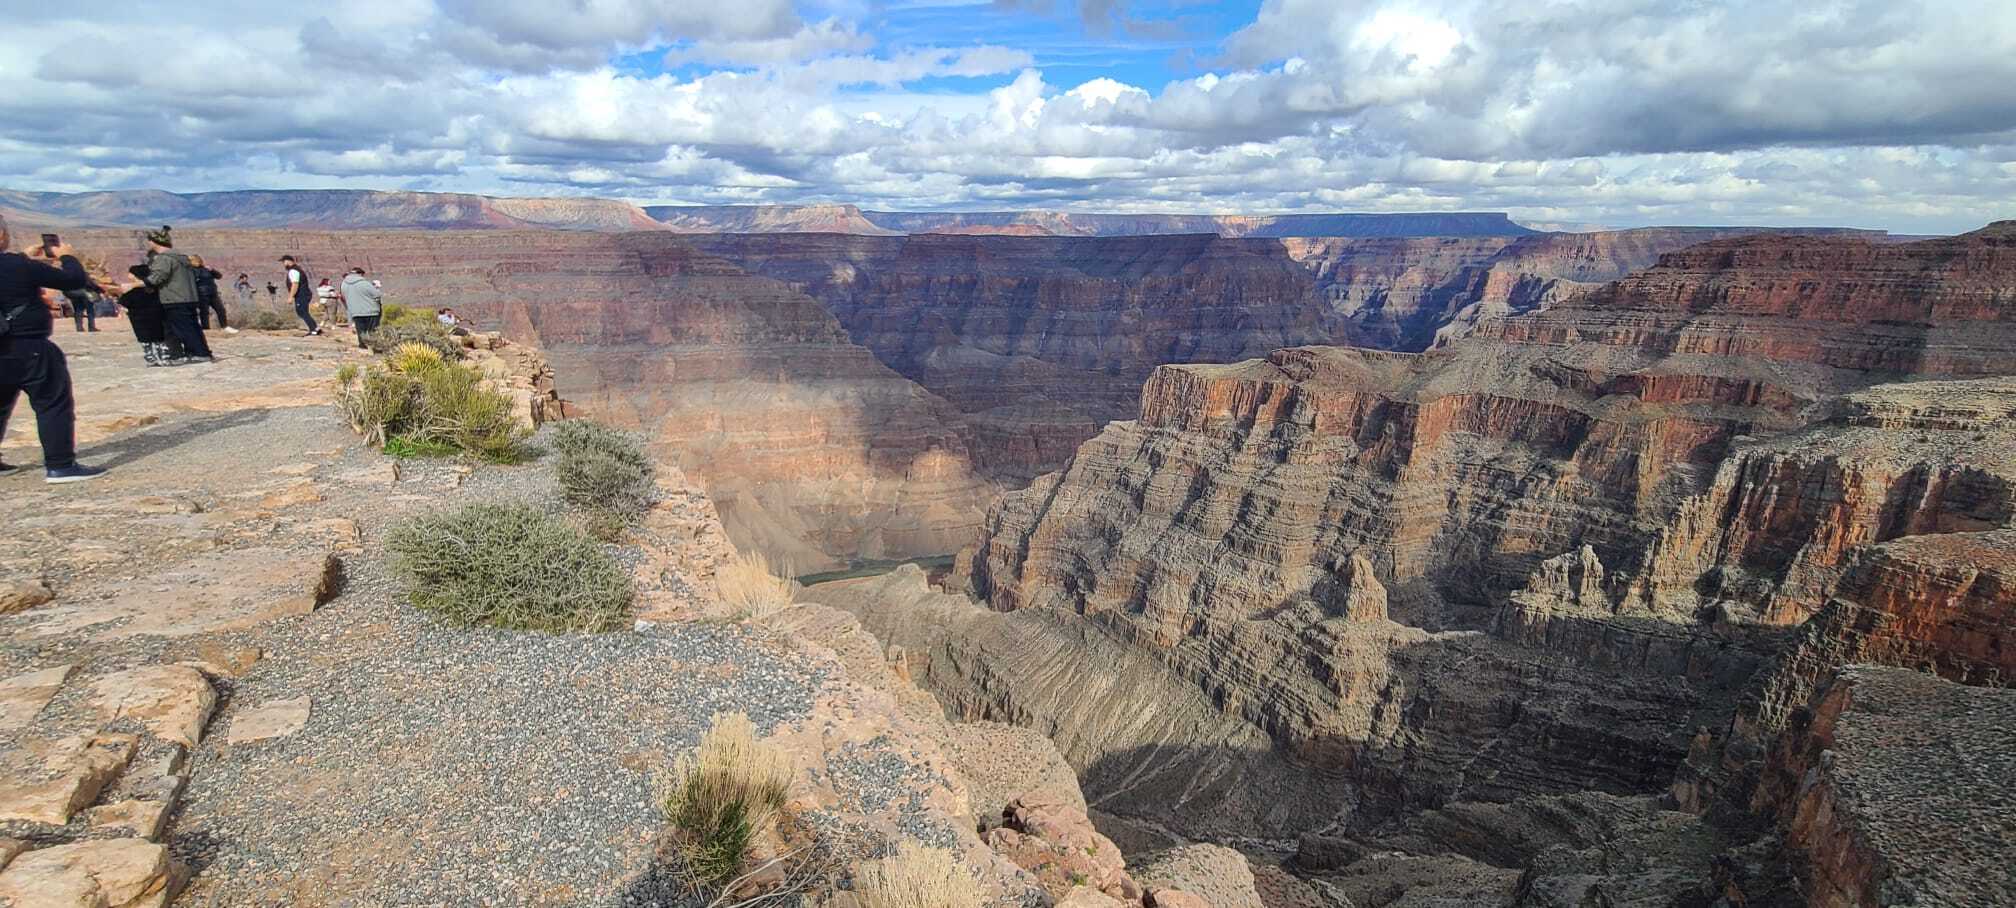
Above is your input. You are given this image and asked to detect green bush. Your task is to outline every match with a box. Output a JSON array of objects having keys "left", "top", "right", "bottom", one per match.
[
  {"left": 380, "top": 302, "right": 436, "bottom": 329},
  {"left": 551, "top": 420, "right": 657, "bottom": 539},
  {"left": 386, "top": 503, "right": 633, "bottom": 632},
  {"left": 365, "top": 320, "right": 463, "bottom": 359},
  {"left": 334, "top": 358, "right": 528, "bottom": 463},
  {"left": 659, "top": 712, "right": 794, "bottom": 891}
]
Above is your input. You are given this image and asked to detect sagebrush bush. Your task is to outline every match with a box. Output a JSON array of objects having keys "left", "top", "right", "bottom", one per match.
[
  {"left": 716, "top": 551, "right": 795, "bottom": 621},
  {"left": 386, "top": 503, "right": 633, "bottom": 632},
  {"left": 335, "top": 357, "right": 527, "bottom": 462},
  {"left": 551, "top": 420, "right": 657, "bottom": 538},
  {"left": 239, "top": 307, "right": 297, "bottom": 331},
  {"left": 852, "top": 843, "right": 986, "bottom": 908},
  {"left": 365, "top": 320, "right": 463, "bottom": 359},
  {"left": 659, "top": 712, "right": 795, "bottom": 891}
]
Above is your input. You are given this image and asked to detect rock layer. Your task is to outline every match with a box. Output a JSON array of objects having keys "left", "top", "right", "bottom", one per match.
[
  {"left": 929, "top": 226, "right": 2016, "bottom": 870},
  {"left": 61, "top": 228, "right": 992, "bottom": 571}
]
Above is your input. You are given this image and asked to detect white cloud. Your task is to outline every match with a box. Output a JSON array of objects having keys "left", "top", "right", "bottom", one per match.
[{"left": 0, "top": 0, "right": 2011, "bottom": 233}]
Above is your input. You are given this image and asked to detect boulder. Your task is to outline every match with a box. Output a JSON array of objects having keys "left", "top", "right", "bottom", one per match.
[
  {"left": 0, "top": 839, "right": 177, "bottom": 908},
  {"left": 88, "top": 666, "right": 217, "bottom": 748},
  {"left": 0, "top": 580, "right": 55, "bottom": 615}
]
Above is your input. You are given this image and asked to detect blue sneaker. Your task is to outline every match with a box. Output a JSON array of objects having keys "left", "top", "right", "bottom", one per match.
[{"left": 45, "top": 464, "right": 109, "bottom": 484}]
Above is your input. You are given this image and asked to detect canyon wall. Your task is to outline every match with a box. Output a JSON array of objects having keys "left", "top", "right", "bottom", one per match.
[
  {"left": 688, "top": 227, "right": 1763, "bottom": 484},
  {"left": 650, "top": 205, "right": 1542, "bottom": 238},
  {"left": 60, "top": 228, "right": 992, "bottom": 571},
  {"left": 825, "top": 226, "right": 2016, "bottom": 887}
]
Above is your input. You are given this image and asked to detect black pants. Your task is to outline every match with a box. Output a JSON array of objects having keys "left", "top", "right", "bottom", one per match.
[
  {"left": 163, "top": 305, "right": 213, "bottom": 360},
  {"left": 198, "top": 297, "right": 228, "bottom": 329},
  {"left": 71, "top": 301, "right": 96, "bottom": 332},
  {"left": 294, "top": 295, "right": 318, "bottom": 333},
  {"left": 352, "top": 314, "right": 381, "bottom": 348},
  {"left": 0, "top": 337, "right": 78, "bottom": 469}
]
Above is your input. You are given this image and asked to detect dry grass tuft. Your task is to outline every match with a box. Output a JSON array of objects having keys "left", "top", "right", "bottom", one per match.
[
  {"left": 716, "top": 551, "right": 796, "bottom": 621},
  {"left": 659, "top": 712, "right": 796, "bottom": 891},
  {"left": 852, "top": 842, "right": 987, "bottom": 908}
]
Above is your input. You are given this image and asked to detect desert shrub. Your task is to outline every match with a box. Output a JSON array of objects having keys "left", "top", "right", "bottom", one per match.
[
  {"left": 334, "top": 357, "right": 528, "bottom": 462},
  {"left": 387, "top": 341, "right": 448, "bottom": 375},
  {"left": 852, "top": 843, "right": 986, "bottom": 908},
  {"left": 715, "top": 551, "right": 795, "bottom": 621},
  {"left": 239, "top": 307, "right": 297, "bottom": 331},
  {"left": 380, "top": 302, "right": 435, "bottom": 329},
  {"left": 386, "top": 502, "right": 632, "bottom": 631},
  {"left": 659, "top": 712, "right": 795, "bottom": 891},
  {"left": 551, "top": 420, "right": 657, "bottom": 538},
  {"left": 365, "top": 320, "right": 463, "bottom": 359}
]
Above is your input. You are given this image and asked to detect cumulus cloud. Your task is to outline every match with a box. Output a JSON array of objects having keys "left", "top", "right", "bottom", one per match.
[{"left": 0, "top": 0, "right": 2011, "bottom": 233}]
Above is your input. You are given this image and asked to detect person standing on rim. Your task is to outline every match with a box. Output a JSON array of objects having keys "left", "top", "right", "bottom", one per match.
[
  {"left": 141, "top": 226, "right": 214, "bottom": 364},
  {"left": 340, "top": 267, "right": 383, "bottom": 348},
  {"left": 189, "top": 254, "right": 235, "bottom": 334},
  {"left": 281, "top": 254, "right": 317, "bottom": 336},
  {"left": 0, "top": 214, "right": 110, "bottom": 483}
]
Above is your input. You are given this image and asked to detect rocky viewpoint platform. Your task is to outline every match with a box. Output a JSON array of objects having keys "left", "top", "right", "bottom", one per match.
[{"left": 0, "top": 326, "right": 1259, "bottom": 907}]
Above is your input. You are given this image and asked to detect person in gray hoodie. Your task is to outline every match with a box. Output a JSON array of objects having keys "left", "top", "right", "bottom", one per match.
[
  {"left": 340, "top": 267, "right": 383, "bottom": 349},
  {"left": 141, "top": 226, "right": 212, "bottom": 363}
]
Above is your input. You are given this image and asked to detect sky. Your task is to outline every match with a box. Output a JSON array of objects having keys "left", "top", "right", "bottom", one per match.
[{"left": 2, "top": 0, "right": 2013, "bottom": 233}]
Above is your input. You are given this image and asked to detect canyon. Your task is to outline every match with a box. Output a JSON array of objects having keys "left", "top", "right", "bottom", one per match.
[
  {"left": 48, "top": 219, "right": 1804, "bottom": 569},
  {"left": 819, "top": 223, "right": 2013, "bottom": 904},
  {"left": 31, "top": 205, "right": 2014, "bottom": 905}
]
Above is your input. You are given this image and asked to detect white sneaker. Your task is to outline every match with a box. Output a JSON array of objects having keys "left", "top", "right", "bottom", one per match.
[{"left": 224, "top": 327, "right": 240, "bottom": 334}]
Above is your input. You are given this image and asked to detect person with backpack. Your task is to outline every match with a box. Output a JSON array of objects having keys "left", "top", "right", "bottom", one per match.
[
  {"left": 141, "top": 226, "right": 213, "bottom": 364},
  {"left": 0, "top": 214, "right": 110, "bottom": 483},
  {"left": 281, "top": 255, "right": 318, "bottom": 335}
]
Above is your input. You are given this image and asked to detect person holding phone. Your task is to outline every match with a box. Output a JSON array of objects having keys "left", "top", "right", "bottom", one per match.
[{"left": 0, "top": 214, "right": 110, "bottom": 483}]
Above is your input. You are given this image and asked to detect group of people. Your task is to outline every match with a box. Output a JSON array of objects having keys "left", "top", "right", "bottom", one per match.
[{"left": 1, "top": 216, "right": 439, "bottom": 483}]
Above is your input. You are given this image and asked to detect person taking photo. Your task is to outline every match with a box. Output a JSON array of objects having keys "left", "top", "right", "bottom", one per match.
[{"left": 0, "top": 214, "right": 110, "bottom": 483}]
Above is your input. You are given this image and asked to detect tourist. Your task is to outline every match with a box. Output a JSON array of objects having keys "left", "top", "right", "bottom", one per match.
[
  {"left": 189, "top": 254, "right": 236, "bottom": 334},
  {"left": 234, "top": 272, "right": 254, "bottom": 310},
  {"left": 119, "top": 265, "right": 171, "bottom": 366},
  {"left": 62, "top": 286, "right": 102, "bottom": 333},
  {"left": 341, "top": 267, "right": 383, "bottom": 349},
  {"left": 141, "top": 227, "right": 213, "bottom": 364},
  {"left": 265, "top": 280, "right": 278, "bottom": 304},
  {"left": 436, "top": 307, "right": 471, "bottom": 337},
  {"left": 280, "top": 255, "right": 317, "bottom": 335},
  {"left": 0, "top": 214, "right": 109, "bottom": 483},
  {"left": 316, "top": 278, "right": 342, "bottom": 327}
]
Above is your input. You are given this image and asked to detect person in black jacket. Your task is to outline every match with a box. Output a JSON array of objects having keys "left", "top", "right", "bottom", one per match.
[
  {"left": 189, "top": 254, "right": 235, "bottom": 333},
  {"left": 0, "top": 214, "right": 109, "bottom": 483},
  {"left": 120, "top": 265, "right": 172, "bottom": 366}
]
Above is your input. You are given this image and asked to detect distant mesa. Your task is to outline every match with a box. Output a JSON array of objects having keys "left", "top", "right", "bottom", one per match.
[
  {"left": 647, "top": 204, "right": 1542, "bottom": 238},
  {"left": 3, "top": 187, "right": 1538, "bottom": 238}
]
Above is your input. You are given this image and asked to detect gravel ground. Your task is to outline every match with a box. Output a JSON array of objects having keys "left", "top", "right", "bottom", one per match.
[{"left": 6, "top": 398, "right": 996, "bottom": 908}]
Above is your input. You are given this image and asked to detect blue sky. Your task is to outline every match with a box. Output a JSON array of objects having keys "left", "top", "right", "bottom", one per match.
[{"left": 2, "top": 0, "right": 2013, "bottom": 232}]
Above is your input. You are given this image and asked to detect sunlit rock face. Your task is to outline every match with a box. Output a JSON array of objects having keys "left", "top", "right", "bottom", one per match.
[
  {"left": 926, "top": 226, "right": 2016, "bottom": 841},
  {"left": 65, "top": 228, "right": 992, "bottom": 572}
]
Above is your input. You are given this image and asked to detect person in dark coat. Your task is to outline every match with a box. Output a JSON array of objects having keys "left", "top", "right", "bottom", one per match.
[
  {"left": 0, "top": 213, "right": 109, "bottom": 483},
  {"left": 189, "top": 254, "right": 234, "bottom": 333},
  {"left": 119, "top": 265, "right": 173, "bottom": 365}
]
